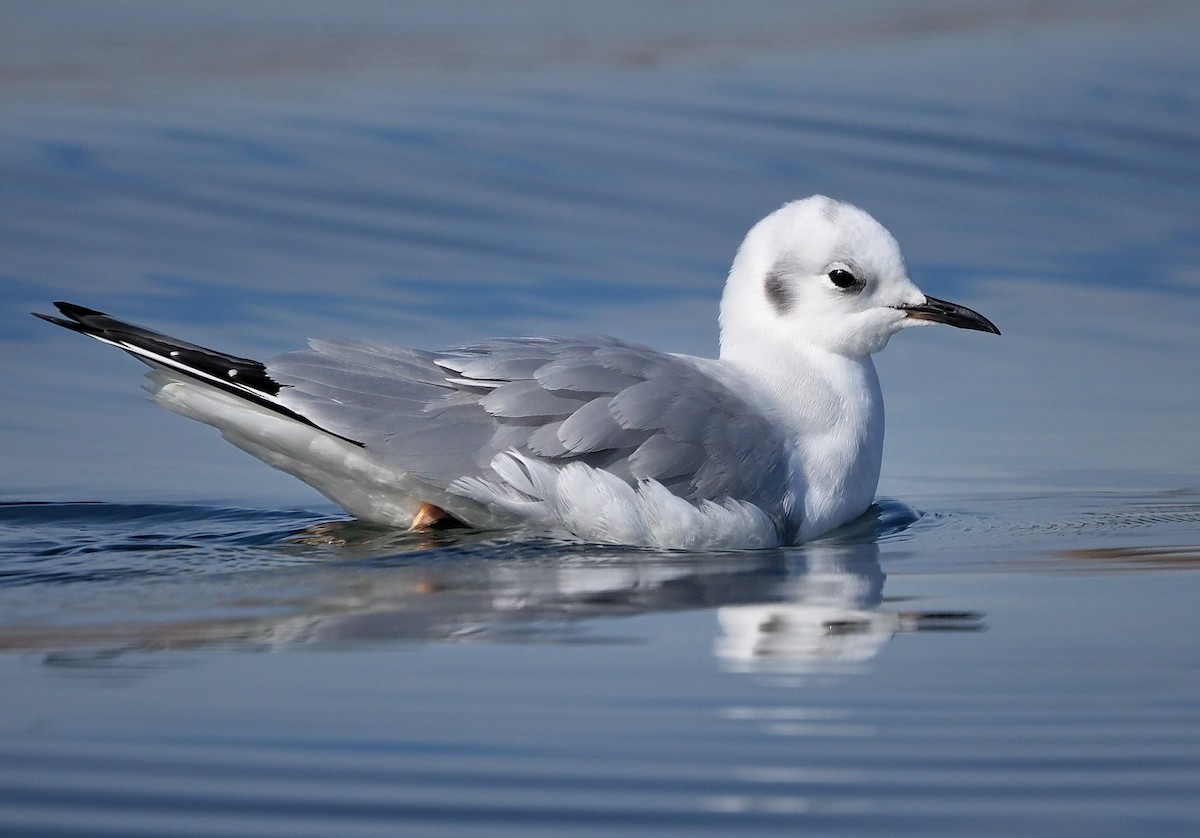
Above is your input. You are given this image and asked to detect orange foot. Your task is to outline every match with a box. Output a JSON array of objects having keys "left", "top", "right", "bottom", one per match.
[{"left": 410, "top": 502, "right": 461, "bottom": 532}]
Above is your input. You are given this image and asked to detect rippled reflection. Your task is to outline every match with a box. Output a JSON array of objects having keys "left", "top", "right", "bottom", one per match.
[
  {"left": 1, "top": 500, "right": 981, "bottom": 681},
  {"left": 716, "top": 539, "right": 981, "bottom": 674}
]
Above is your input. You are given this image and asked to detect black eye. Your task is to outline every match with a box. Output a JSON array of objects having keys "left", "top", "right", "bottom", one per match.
[{"left": 828, "top": 268, "right": 859, "bottom": 290}]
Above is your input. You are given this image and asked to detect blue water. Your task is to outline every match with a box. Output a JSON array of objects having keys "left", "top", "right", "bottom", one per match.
[{"left": 2, "top": 2, "right": 1200, "bottom": 835}]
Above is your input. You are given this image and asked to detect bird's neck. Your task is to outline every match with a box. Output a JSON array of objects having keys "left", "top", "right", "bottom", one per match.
[{"left": 720, "top": 336, "right": 884, "bottom": 538}]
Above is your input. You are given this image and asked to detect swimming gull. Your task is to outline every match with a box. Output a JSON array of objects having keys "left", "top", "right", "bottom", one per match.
[{"left": 35, "top": 196, "right": 998, "bottom": 549}]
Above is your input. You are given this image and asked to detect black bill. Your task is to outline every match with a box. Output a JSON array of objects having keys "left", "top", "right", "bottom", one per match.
[{"left": 897, "top": 295, "right": 1000, "bottom": 335}]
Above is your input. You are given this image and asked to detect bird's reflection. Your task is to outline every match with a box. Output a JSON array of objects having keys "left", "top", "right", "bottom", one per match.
[
  {"left": 25, "top": 501, "right": 981, "bottom": 671},
  {"left": 715, "top": 540, "right": 888, "bottom": 671},
  {"left": 715, "top": 539, "right": 981, "bottom": 674}
]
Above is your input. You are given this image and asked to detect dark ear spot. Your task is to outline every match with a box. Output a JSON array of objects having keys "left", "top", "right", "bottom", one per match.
[{"left": 764, "top": 269, "right": 792, "bottom": 314}]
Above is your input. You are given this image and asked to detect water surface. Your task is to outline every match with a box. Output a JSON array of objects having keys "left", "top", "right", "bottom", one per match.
[{"left": 2, "top": 2, "right": 1199, "bottom": 835}]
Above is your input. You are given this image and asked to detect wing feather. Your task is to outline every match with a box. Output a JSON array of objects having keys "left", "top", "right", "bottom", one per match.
[
  {"left": 269, "top": 334, "right": 794, "bottom": 527},
  {"left": 479, "top": 380, "right": 582, "bottom": 419},
  {"left": 628, "top": 434, "right": 704, "bottom": 482},
  {"left": 534, "top": 359, "right": 641, "bottom": 394},
  {"left": 556, "top": 395, "right": 648, "bottom": 454},
  {"left": 526, "top": 420, "right": 572, "bottom": 458}
]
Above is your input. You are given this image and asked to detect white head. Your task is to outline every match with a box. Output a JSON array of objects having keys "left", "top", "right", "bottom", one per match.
[{"left": 719, "top": 196, "right": 997, "bottom": 361}]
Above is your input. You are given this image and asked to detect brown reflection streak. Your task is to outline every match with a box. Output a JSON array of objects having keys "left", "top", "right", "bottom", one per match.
[
  {"left": 0, "top": 616, "right": 266, "bottom": 653},
  {"left": 1055, "top": 545, "right": 1200, "bottom": 569}
]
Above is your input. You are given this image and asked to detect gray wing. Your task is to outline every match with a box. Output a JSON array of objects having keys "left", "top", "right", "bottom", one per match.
[{"left": 269, "top": 335, "right": 795, "bottom": 523}]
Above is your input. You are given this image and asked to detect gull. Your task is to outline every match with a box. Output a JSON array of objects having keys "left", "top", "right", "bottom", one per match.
[{"left": 35, "top": 196, "right": 998, "bottom": 550}]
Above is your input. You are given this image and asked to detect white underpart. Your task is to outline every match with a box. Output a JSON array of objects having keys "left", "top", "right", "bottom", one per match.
[
  {"left": 718, "top": 348, "right": 884, "bottom": 542},
  {"left": 453, "top": 452, "right": 781, "bottom": 550},
  {"left": 146, "top": 372, "right": 498, "bottom": 528},
  {"left": 793, "top": 355, "right": 884, "bottom": 540}
]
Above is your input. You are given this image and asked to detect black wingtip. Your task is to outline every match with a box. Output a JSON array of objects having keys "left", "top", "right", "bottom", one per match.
[
  {"left": 32, "top": 308, "right": 87, "bottom": 333},
  {"left": 52, "top": 301, "right": 107, "bottom": 318},
  {"left": 33, "top": 300, "right": 367, "bottom": 448},
  {"left": 33, "top": 301, "right": 111, "bottom": 330},
  {"left": 31, "top": 310, "right": 66, "bottom": 325}
]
